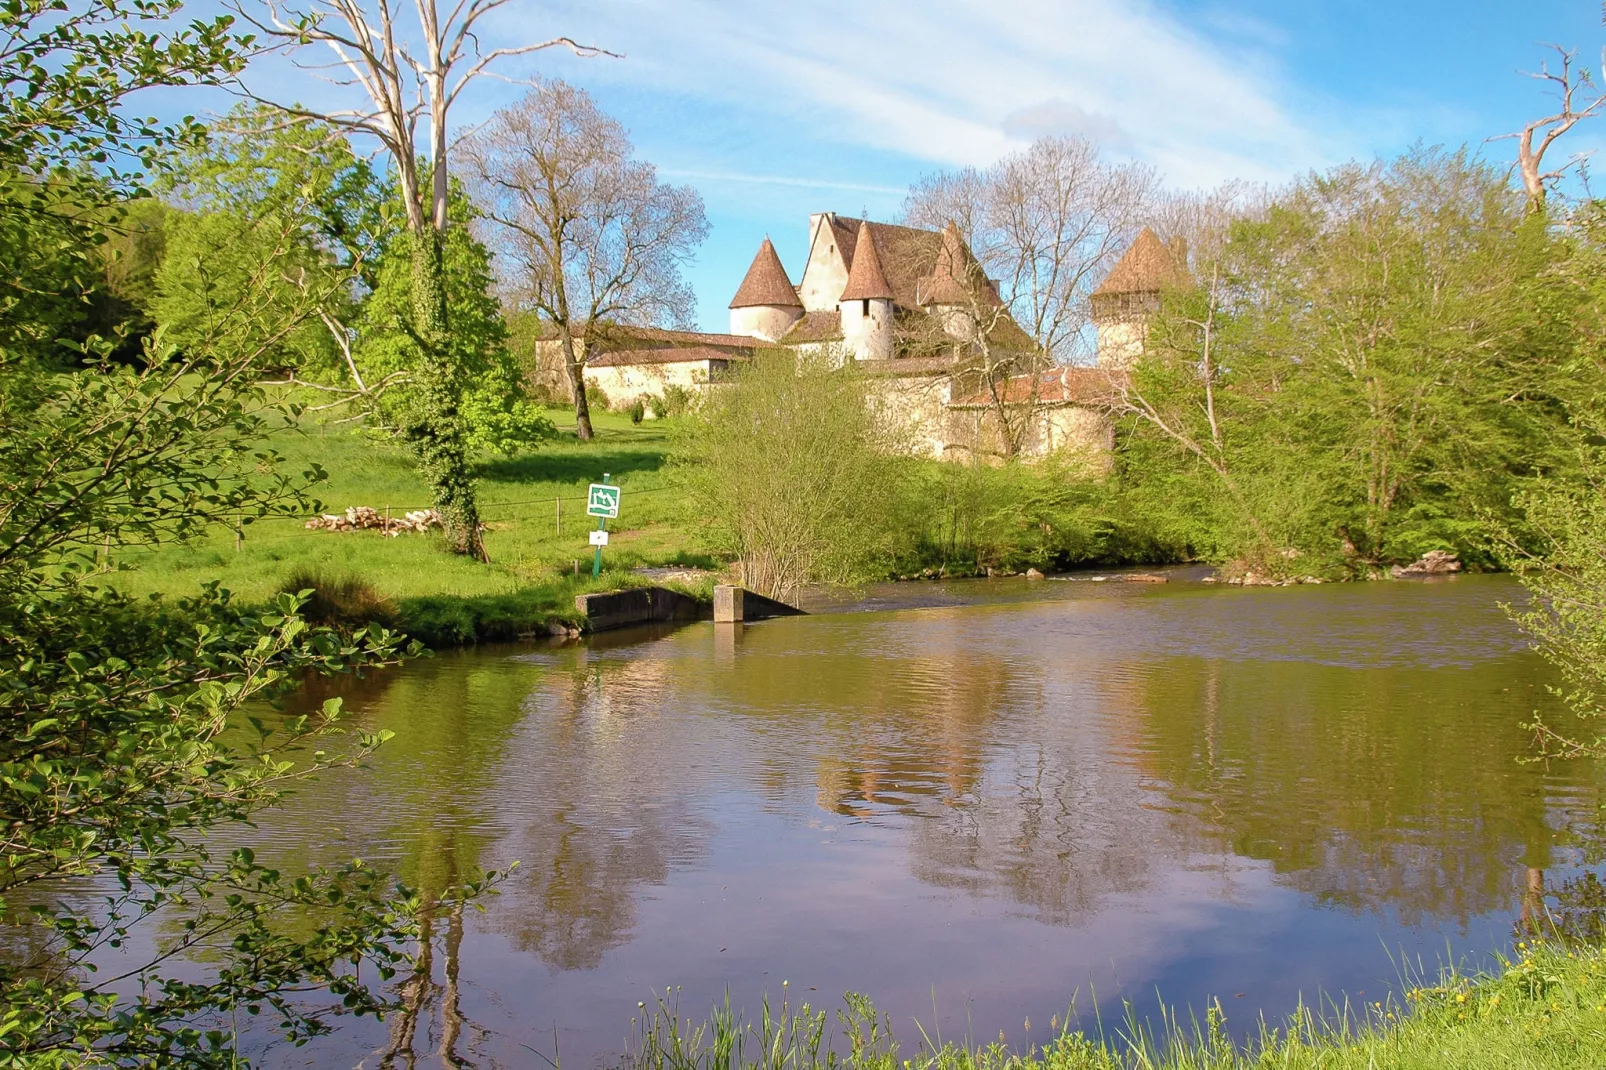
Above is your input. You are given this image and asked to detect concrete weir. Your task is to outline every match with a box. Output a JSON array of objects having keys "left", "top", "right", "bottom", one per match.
[
  {"left": 712, "top": 584, "right": 806, "bottom": 623},
  {"left": 574, "top": 585, "right": 805, "bottom": 633}
]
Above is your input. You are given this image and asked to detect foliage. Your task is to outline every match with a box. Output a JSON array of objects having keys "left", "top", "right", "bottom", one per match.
[
  {"left": 1505, "top": 426, "right": 1606, "bottom": 759},
  {"left": 358, "top": 222, "right": 554, "bottom": 455},
  {"left": 1114, "top": 148, "right": 1580, "bottom": 577},
  {"left": 672, "top": 350, "right": 908, "bottom": 599},
  {"left": 0, "top": 0, "right": 246, "bottom": 365}
]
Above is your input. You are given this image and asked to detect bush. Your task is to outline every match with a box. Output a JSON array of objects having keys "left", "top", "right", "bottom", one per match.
[
  {"left": 672, "top": 349, "right": 907, "bottom": 599},
  {"left": 278, "top": 568, "right": 399, "bottom": 630},
  {"left": 585, "top": 381, "right": 612, "bottom": 413},
  {"left": 629, "top": 398, "right": 646, "bottom": 424}
]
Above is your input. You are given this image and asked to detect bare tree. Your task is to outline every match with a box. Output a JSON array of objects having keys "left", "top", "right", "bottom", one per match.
[
  {"left": 461, "top": 81, "right": 707, "bottom": 440},
  {"left": 903, "top": 135, "right": 1153, "bottom": 457},
  {"left": 232, "top": 0, "right": 610, "bottom": 558},
  {"left": 1491, "top": 44, "right": 1606, "bottom": 215}
]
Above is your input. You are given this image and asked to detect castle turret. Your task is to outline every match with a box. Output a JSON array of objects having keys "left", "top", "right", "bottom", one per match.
[
  {"left": 838, "top": 219, "right": 894, "bottom": 361},
  {"left": 729, "top": 237, "right": 803, "bottom": 341},
  {"left": 1090, "top": 227, "right": 1187, "bottom": 369}
]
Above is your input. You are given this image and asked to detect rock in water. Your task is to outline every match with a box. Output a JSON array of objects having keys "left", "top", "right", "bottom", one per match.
[
  {"left": 1025, "top": 568, "right": 1045, "bottom": 580},
  {"left": 1391, "top": 550, "right": 1462, "bottom": 578}
]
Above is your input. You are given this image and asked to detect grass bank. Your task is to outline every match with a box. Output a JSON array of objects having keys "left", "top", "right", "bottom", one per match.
[
  {"left": 106, "top": 405, "right": 717, "bottom": 644},
  {"left": 624, "top": 941, "right": 1606, "bottom": 1070}
]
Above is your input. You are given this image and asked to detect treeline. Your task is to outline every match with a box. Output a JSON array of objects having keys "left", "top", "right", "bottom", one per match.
[{"left": 885, "top": 149, "right": 1606, "bottom": 583}]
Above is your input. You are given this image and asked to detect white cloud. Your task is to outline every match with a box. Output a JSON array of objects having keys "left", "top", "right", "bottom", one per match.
[{"left": 528, "top": 0, "right": 1349, "bottom": 189}]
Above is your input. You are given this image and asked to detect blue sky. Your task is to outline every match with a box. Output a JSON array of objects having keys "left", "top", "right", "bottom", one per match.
[{"left": 199, "top": 0, "right": 1606, "bottom": 331}]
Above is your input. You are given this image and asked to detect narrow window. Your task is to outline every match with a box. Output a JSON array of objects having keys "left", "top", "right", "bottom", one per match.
[{"left": 862, "top": 299, "right": 870, "bottom": 316}]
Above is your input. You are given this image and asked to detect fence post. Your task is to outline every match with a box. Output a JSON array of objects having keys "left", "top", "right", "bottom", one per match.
[{"left": 556, "top": 496, "right": 561, "bottom": 537}]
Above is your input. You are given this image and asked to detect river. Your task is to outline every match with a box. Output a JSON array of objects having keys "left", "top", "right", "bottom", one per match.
[{"left": 247, "top": 573, "right": 1600, "bottom": 1066}]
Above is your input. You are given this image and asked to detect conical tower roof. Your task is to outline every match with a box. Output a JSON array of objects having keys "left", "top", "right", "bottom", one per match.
[
  {"left": 729, "top": 237, "right": 802, "bottom": 309},
  {"left": 1092, "top": 227, "right": 1187, "bottom": 296},
  {"left": 839, "top": 219, "right": 895, "bottom": 301}
]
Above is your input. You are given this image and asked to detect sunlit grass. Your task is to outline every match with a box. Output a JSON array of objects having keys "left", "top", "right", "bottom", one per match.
[
  {"left": 617, "top": 941, "right": 1606, "bottom": 1070},
  {"left": 105, "top": 404, "right": 714, "bottom": 607}
]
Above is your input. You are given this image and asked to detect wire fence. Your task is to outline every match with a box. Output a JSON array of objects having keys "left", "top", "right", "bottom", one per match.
[{"left": 106, "top": 483, "right": 681, "bottom": 558}]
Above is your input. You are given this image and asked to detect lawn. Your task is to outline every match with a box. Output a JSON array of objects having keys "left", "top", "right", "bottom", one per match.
[{"left": 106, "top": 405, "right": 714, "bottom": 613}]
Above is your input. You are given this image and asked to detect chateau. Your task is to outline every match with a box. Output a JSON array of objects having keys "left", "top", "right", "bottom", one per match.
[{"left": 575, "top": 214, "right": 1184, "bottom": 462}]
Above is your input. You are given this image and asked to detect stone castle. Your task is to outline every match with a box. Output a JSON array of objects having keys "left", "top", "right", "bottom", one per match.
[{"left": 572, "top": 214, "right": 1185, "bottom": 462}]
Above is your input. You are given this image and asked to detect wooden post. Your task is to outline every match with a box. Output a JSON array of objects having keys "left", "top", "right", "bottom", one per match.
[{"left": 556, "top": 496, "right": 561, "bottom": 537}]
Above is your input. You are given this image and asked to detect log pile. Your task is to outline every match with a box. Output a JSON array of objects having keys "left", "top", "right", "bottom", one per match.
[{"left": 304, "top": 506, "right": 442, "bottom": 537}]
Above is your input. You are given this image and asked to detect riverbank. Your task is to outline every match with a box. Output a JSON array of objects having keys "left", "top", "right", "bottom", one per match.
[{"left": 626, "top": 940, "right": 1606, "bottom": 1070}]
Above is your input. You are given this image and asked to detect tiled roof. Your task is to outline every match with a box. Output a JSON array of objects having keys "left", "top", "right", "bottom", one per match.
[
  {"left": 729, "top": 237, "right": 802, "bottom": 308},
  {"left": 839, "top": 219, "right": 895, "bottom": 301},
  {"left": 949, "top": 366, "right": 1127, "bottom": 408},
  {"left": 827, "top": 215, "right": 944, "bottom": 311},
  {"left": 1091, "top": 228, "right": 1188, "bottom": 296},
  {"left": 589, "top": 345, "right": 746, "bottom": 367},
  {"left": 780, "top": 310, "right": 844, "bottom": 343}
]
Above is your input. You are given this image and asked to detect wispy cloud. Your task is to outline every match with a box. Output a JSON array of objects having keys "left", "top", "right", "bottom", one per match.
[
  {"left": 530, "top": 0, "right": 1350, "bottom": 189},
  {"left": 658, "top": 169, "right": 906, "bottom": 195}
]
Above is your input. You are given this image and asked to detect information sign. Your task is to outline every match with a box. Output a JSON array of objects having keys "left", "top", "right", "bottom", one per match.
[{"left": 587, "top": 483, "right": 621, "bottom": 518}]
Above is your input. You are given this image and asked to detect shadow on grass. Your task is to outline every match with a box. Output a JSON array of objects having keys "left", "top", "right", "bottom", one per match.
[{"left": 477, "top": 429, "right": 672, "bottom": 486}]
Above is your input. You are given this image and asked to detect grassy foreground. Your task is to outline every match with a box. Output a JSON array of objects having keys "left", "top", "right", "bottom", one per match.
[
  {"left": 105, "top": 406, "right": 714, "bottom": 643},
  {"left": 625, "top": 941, "right": 1606, "bottom": 1070}
]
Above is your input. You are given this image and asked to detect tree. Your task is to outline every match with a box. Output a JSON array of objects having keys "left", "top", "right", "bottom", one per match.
[
  {"left": 903, "top": 136, "right": 1153, "bottom": 456},
  {"left": 461, "top": 80, "right": 708, "bottom": 440},
  {"left": 156, "top": 108, "right": 553, "bottom": 452},
  {"left": 1111, "top": 148, "right": 1577, "bottom": 576},
  {"left": 672, "top": 349, "right": 908, "bottom": 600},
  {"left": 235, "top": 0, "right": 609, "bottom": 560},
  {"left": 1492, "top": 44, "right": 1606, "bottom": 215},
  {"left": 1, "top": 0, "right": 245, "bottom": 365}
]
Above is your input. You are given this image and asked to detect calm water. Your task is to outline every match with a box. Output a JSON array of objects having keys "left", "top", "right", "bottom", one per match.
[{"left": 242, "top": 574, "right": 1600, "bottom": 1066}]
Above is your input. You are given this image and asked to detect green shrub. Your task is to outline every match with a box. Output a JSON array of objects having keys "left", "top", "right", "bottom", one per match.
[
  {"left": 629, "top": 398, "right": 646, "bottom": 424},
  {"left": 585, "top": 381, "right": 612, "bottom": 413},
  {"left": 278, "top": 567, "right": 399, "bottom": 630}
]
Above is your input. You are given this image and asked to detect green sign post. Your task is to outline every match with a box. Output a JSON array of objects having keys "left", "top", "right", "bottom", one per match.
[{"left": 587, "top": 475, "right": 620, "bottom": 577}]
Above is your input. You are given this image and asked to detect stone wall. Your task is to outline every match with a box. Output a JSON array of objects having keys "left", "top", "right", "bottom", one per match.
[{"left": 585, "top": 360, "right": 721, "bottom": 409}]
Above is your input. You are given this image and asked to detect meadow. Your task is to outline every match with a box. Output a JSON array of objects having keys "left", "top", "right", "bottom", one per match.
[{"left": 102, "top": 406, "right": 715, "bottom": 642}]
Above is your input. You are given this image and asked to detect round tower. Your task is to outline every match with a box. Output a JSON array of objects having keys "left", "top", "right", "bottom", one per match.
[
  {"left": 1090, "top": 227, "right": 1187, "bottom": 369},
  {"left": 729, "top": 237, "right": 803, "bottom": 341},
  {"left": 838, "top": 219, "right": 894, "bottom": 362}
]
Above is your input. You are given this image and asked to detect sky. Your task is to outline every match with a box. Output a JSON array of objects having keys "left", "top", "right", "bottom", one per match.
[{"left": 180, "top": 0, "right": 1606, "bottom": 331}]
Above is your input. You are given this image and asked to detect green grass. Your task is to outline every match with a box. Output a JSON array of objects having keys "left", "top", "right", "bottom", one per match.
[
  {"left": 622, "top": 941, "right": 1606, "bottom": 1070},
  {"left": 105, "top": 405, "right": 716, "bottom": 641}
]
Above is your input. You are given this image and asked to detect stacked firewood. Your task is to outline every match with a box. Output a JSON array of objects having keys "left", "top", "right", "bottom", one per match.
[{"left": 304, "top": 506, "right": 442, "bottom": 537}]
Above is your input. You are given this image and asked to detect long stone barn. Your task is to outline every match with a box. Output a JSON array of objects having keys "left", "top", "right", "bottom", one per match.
[{"left": 529, "top": 215, "right": 1185, "bottom": 464}]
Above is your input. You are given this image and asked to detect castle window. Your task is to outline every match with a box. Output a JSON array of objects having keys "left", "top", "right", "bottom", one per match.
[{"left": 862, "top": 299, "right": 870, "bottom": 316}]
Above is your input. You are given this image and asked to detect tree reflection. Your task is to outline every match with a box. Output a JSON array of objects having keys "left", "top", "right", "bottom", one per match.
[{"left": 1120, "top": 655, "right": 1600, "bottom": 926}]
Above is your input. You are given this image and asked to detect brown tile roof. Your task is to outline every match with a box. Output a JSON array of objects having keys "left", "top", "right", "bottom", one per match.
[
  {"left": 1091, "top": 227, "right": 1188, "bottom": 297},
  {"left": 839, "top": 219, "right": 895, "bottom": 301},
  {"left": 827, "top": 215, "right": 943, "bottom": 310},
  {"left": 588, "top": 324, "right": 756, "bottom": 349},
  {"left": 589, "top": 345, "right": 746, "bottom": 367},
  {"left": 780, "top": 310, "right": 843, "bottom": 343},
  {"left": 729, "top": 237, "right": 801, "bottom": 308},
  {"left": 949, "top": 366, "right": 1127, "bottom": 408},
  {"left": 580, "top": 324, "right": 758, "bottom": 367}
]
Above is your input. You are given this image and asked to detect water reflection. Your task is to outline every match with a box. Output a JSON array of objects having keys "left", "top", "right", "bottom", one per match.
[{"left": 241, "top": 576, "right": 1605, "bottom": 1067}]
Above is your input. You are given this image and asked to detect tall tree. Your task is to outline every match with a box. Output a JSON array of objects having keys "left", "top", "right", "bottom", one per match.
[
  {"left": 461, "top": 80, "right": 707, "bottom": 440},
  {"left": 903, "top": 136, "right": 1153, "bottom": 457},
  {"left": 235, "top": 0, "right": 608, "bottom": 557}
]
